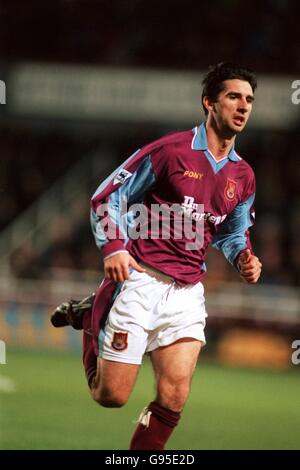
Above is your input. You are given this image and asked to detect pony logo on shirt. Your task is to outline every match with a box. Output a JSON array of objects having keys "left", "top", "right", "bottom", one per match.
[
  {"left": 111, "top": 331, "right": 128, "bottom": 351},
  {"left": 183, "top": 170, "right": 204, "bottom": 180},
  {"left": 113, "top": 169, "right": 132, "bottom": 186},
  {"left": 224, "top": 178, "right": 237, "bottom": 201}
]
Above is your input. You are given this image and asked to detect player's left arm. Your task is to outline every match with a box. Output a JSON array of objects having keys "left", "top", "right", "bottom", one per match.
[{"left": 211, "top": 173, "right": 262, "bottom": 284}]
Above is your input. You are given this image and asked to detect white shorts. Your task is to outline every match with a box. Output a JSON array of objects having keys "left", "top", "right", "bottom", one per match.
[{"left": 98, "top": 270, "right": 207, "bottom": 364}]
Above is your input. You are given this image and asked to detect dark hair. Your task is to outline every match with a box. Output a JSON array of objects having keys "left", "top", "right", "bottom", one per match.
[{"left": 201, "top": 62, "right": 257, "bottom": 115}]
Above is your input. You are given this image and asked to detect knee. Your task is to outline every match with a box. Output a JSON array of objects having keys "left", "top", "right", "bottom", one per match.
[
  {"left": 91, "top": 388, "right": 128, "bottom": 408},
  {"left": 97, "top": 396, "right": 127, "bottom": 408},
  {"left": 157, "top": 378, "right": 190, "bottom": 412},
  {"left": 168, "top": 387, "right": 190, "bottom": 412}
]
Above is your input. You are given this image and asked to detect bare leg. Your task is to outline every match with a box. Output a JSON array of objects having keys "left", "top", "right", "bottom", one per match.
[
  {"left": 91, "top": 358, "right": 140, "bottom": 408},
  {"left": 130, "top": 338, "right": 202, "bottom": 449},
  {"left": 151, "top": 338, "right": 202, "bottom": 411}
]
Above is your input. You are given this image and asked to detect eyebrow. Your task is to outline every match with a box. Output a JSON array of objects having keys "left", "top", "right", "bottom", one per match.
[{"left": 226, "top": 91, "right": 255, "bottom": 102}]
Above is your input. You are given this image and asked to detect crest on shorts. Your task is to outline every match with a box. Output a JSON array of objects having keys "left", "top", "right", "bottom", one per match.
[
  {"left": 224, "top": 178, "right": 237, "bottom": 201},
  {"left": 111, "top": 331, "right": 128, "bottom": 351}
]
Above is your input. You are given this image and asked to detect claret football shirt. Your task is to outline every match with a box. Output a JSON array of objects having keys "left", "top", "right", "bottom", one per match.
[{"left": 91, "top": 123, "right": 255, "bottom": 285}]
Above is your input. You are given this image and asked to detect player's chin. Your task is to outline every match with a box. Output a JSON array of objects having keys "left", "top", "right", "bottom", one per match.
[{"left": 231, "top": 122, "right": 246, "bottom": 133}]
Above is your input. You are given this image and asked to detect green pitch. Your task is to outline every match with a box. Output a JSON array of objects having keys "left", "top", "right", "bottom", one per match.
[{"left": 0, "top": 349, "right": 299, "bottom": 450}]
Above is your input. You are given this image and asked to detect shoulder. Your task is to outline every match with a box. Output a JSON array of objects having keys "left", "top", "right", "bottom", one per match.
[
  {"left": 234, "top": 153, "right": 255, "bottom": 182},
  {"left": 141, "top": 129, "right": 194, "bottom": 156},
  {"left": 138, "top": 129, "right": 194, "bottom": 176},
  {"left": 232, "top": 154, "right": 256, "bottom": 201}
]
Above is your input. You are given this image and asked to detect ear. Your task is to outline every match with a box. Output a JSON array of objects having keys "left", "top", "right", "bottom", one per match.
[{"left": 202, "top": 96, "right": 215, "bottom": 114}]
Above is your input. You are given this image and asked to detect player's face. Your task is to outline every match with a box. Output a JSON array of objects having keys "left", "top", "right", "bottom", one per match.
[{"left": 208, "top": 79, "right": 254, "bottom": 136}]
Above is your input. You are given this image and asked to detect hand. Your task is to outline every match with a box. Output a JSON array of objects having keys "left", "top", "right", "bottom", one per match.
[
  {"left": 237, "top": 249, "right": 262, "bottom": 284},
  {"left": 104, "top": 252, "right": 146, "bottom": 282}
]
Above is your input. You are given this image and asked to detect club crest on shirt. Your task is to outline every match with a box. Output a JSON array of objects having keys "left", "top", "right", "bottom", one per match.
[
  {"left": 224, "top": 178, "right": 237, "bottom": 201},
  {"left": 111, "top": 331, "right": 128, "bottom": 351}
]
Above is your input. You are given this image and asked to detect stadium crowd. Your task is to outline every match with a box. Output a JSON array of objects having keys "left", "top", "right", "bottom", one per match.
[{"left": 0, "top": 0, "right": 298, "bottom": 74}]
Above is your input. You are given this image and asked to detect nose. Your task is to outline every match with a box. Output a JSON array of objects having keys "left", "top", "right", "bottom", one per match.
[{"left": 237, "top": 98, "right": 250, "bottom": 114}]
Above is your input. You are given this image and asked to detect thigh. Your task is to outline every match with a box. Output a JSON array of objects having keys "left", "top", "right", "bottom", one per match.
[
  {"left": 149, "top": 339, "right": 202, "bottom": 411},
  {"left": 92, "top": 357, "right": 140, "bottom": 405},
  {"left": 99, "top": 357, "right": 140, "bottom": 391},
  {"left": 150, "top": 338, "right": 202, "bottom": 391}
]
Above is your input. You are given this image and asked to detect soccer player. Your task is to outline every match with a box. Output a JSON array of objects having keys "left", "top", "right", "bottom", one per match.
[{"left": 51, "top": 63, "right": 262, "bottom": 450}]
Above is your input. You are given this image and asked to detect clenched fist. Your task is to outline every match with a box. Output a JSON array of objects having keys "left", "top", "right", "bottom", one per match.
[{"left": 237, "top": 249, "right": 262, "bottom": 284}]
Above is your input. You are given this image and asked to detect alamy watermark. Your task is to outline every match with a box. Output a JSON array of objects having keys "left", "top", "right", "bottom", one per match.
[
  {"left": 0, "top": 340, "right": 6, "bottom": 364},
  {"left": 291, "top": 340, "right": 300, "bottom": 365},
  {"left": 95, "top": 195, "right": 227, "bottom": 251},
  {"left": 0, "top": 80, "right": 6, "bottom": 104},
  {"left": 291, "top": 80, "right": 300, "bottom": 104}
]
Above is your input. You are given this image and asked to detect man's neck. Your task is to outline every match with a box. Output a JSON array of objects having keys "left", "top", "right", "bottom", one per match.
[{"left": 205, "top": 121, "right": 236, "bottom": 160}]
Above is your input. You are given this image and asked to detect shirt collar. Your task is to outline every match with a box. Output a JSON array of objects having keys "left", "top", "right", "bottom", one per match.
[{"left": 192, "top": 122, "right": 240, "bottom": 162}]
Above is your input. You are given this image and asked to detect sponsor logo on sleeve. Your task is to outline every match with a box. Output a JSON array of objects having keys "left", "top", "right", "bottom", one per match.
[{"left": 113, "top": 169, "right": 133, "bottom": 185}]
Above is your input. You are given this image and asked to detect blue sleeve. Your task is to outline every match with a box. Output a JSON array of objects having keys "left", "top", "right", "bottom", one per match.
[
  {"left": 90, "top": 154, "right": 156, "bottom": 255},
  {"left": 211, "top": 193, "right": 255, "bottom": 266}
]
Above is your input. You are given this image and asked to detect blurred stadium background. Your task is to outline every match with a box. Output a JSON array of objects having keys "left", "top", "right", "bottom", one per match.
[{"left": 0, "top": 0, "right": 299, "bottom": 450}]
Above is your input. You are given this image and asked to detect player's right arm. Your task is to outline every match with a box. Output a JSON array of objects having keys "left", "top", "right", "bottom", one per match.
[{"left": 90, "top": 146, "right": 164, "bottom": 281}]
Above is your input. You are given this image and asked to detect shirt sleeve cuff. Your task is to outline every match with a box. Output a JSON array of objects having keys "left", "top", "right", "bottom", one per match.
[
  {"left": 102, "top": 240, "right": 127, "bottom": 258},
  {"left": 103, "top": 250, "right": 129, "bottom": 261}
]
